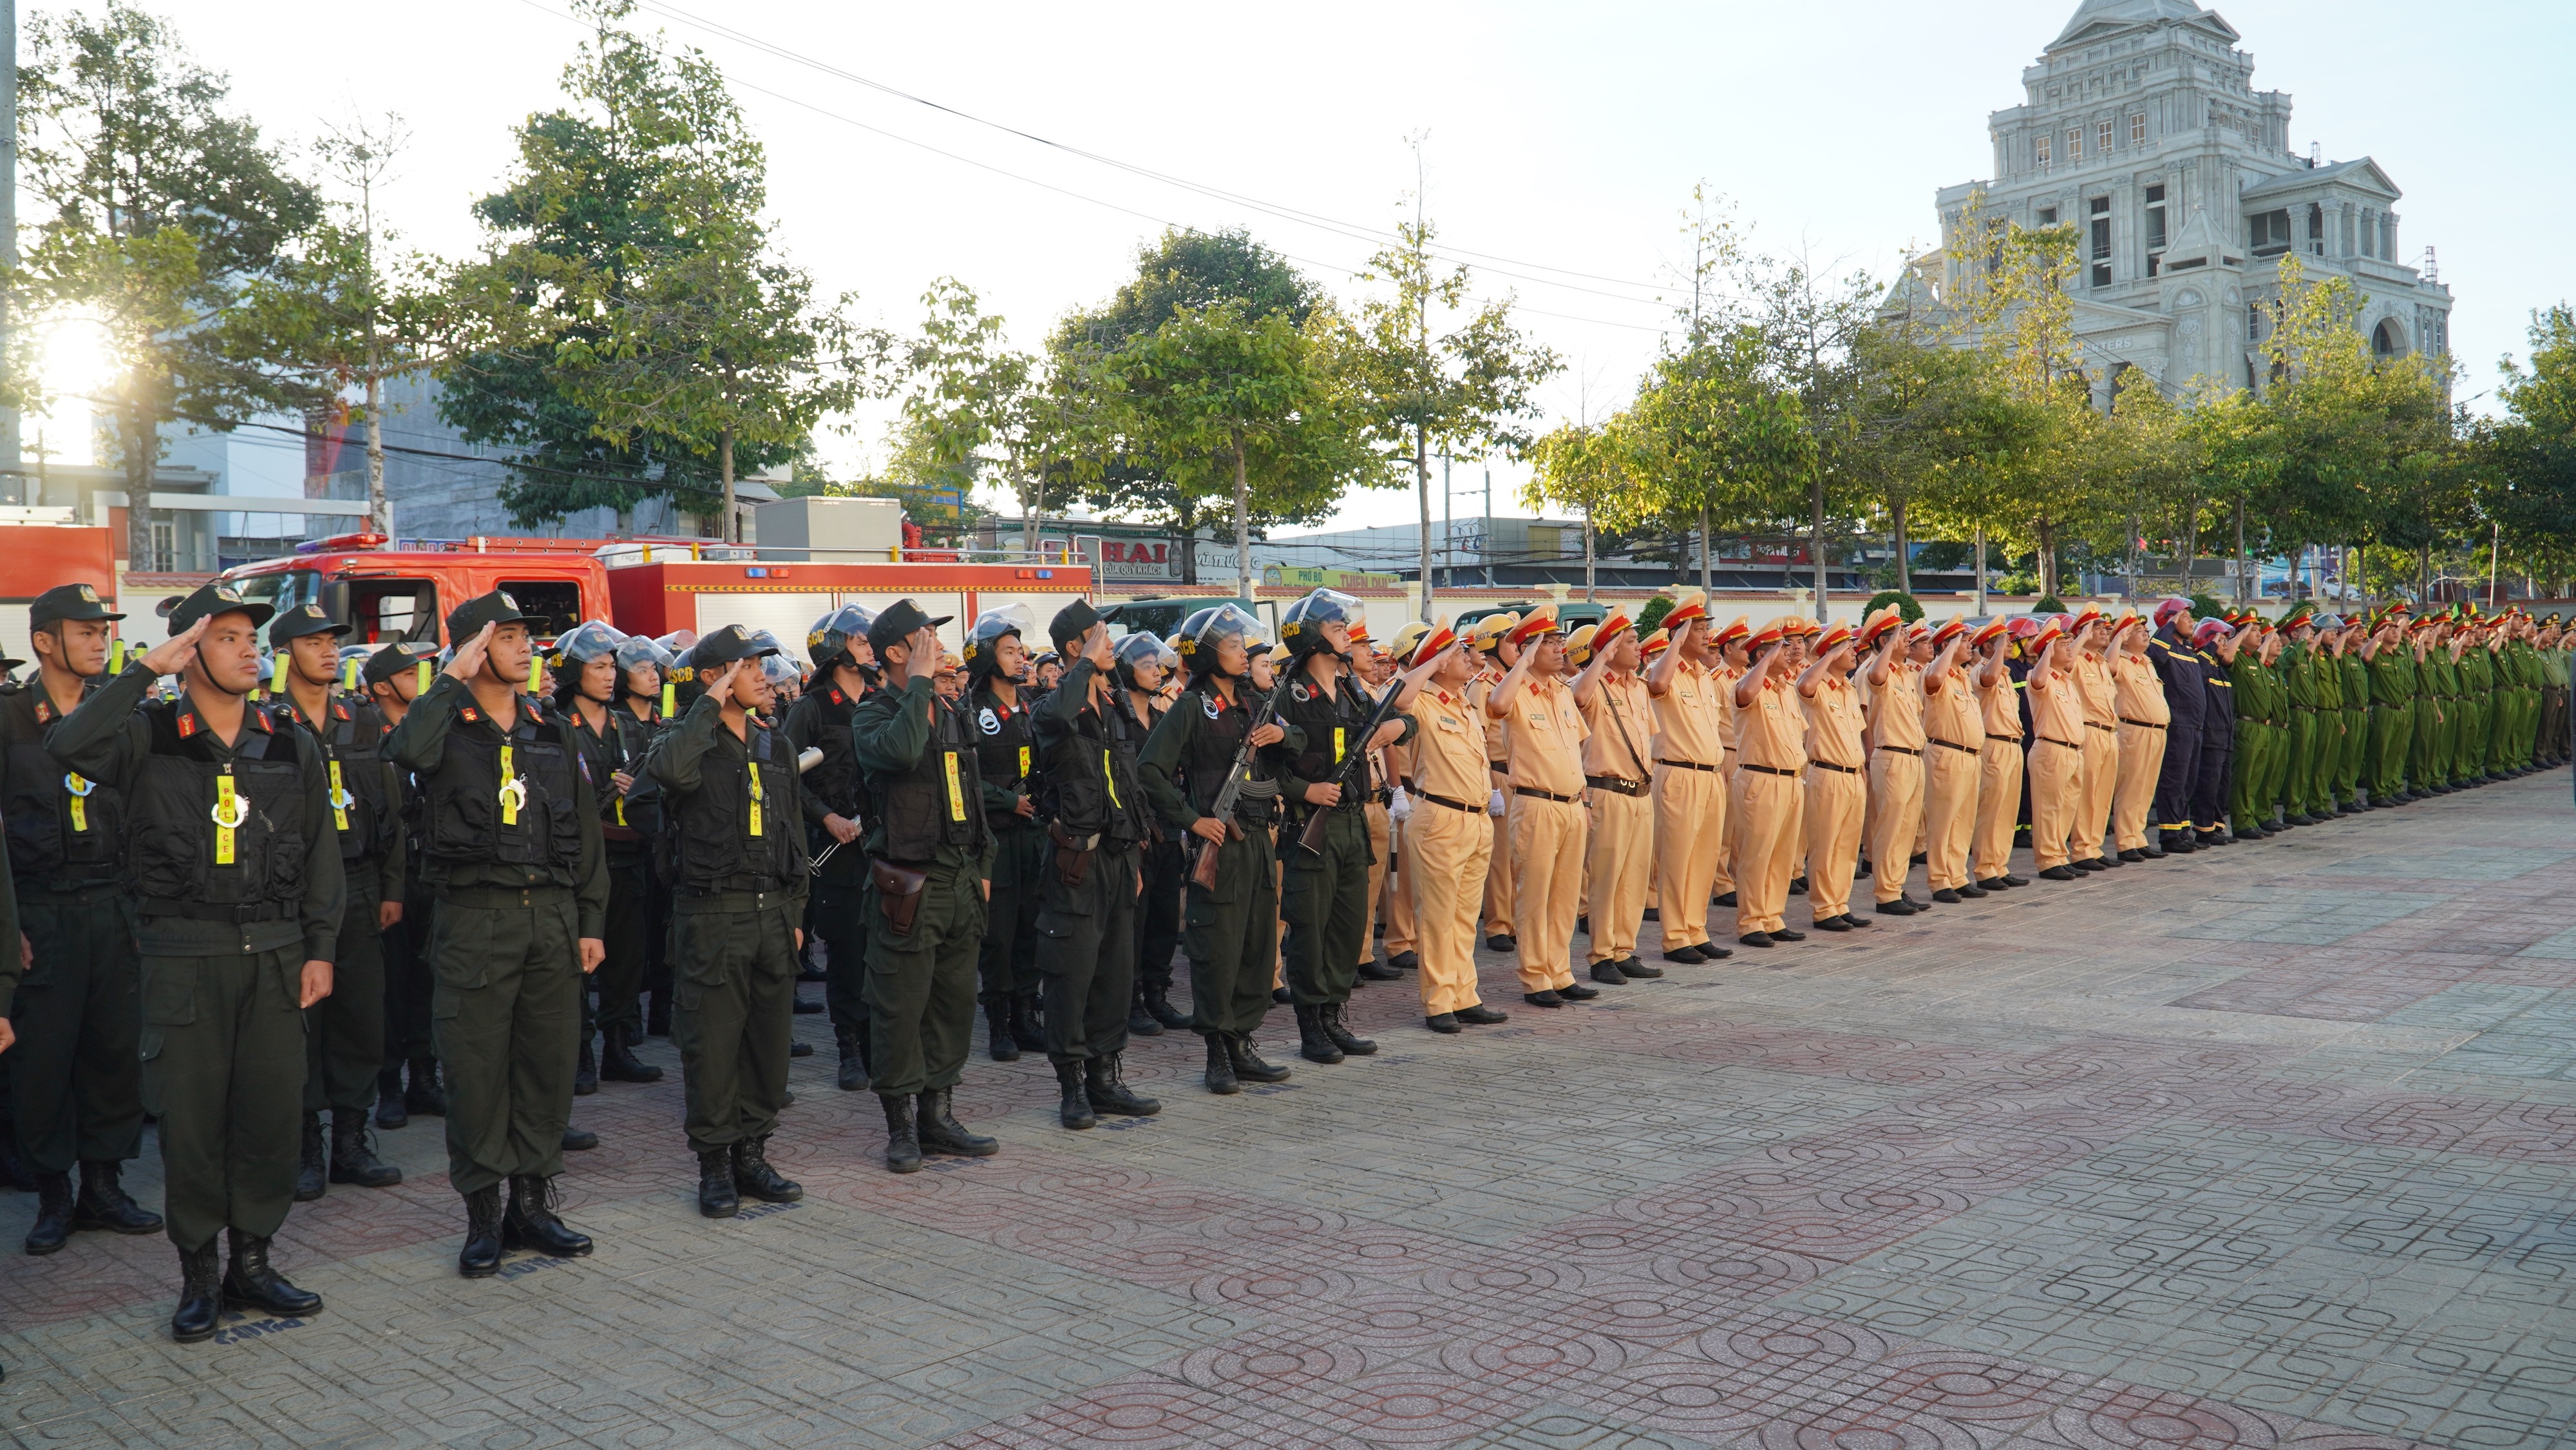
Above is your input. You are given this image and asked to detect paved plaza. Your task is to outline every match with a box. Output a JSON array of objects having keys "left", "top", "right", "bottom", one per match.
[{"left": 5, "top": 774, "right": 2574, "bottom": 1449}]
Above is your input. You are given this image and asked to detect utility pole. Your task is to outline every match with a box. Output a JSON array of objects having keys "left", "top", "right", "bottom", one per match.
[
  {"left": 1482, "top": 466, "right": 1494, "bottom": 586},
  {"left": 1440, "top": 452, "right": 1451, "bottom": 593},
  {"left": 1, "top": 0, "right": 20, "bottom": 504}
]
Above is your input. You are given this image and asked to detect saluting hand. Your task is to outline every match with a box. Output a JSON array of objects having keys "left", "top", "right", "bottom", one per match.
[
  {"left": 138, "top": 617, "right": 209, "bottom": 676},
  {"left": 444, "top": 622, "right": 497, "bottom": 682}
]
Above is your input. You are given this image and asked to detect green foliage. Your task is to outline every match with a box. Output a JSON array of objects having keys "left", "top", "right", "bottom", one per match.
[
  {"left": 2189, "top": 593, "right": 2226, "bottom": 618},
  {"left": 1634, "top": 595, "right": 1674, "bottom": 636},
  {"left": 2486, "top": 304, "right": 2576, "bottom": 589},
  {"left": 2033, "top": 595, "right": 2067, "bottom": 613},
  {"left": 1862, "top": 590, "right": 1923, "bottom": 623}
]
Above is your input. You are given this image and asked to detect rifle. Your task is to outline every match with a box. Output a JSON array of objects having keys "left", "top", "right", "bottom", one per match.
[
  {"left": 1294, "top": 663, "right": 1406, "bottom": 857},
  {"left": 1187, "top": 673, "right": 1300, "bottom": 890}
]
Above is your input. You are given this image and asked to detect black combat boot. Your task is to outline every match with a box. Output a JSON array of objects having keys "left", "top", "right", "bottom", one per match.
[
  {"left": 1084, "top": 1054, "right": 1160, "bottom": 1118},
  {"left": 374, "top": 1065, "right": 409, "bottom": 1129},
  {"left": 1226, "top": 1033, "right": 1291, "bottom": 1083},
  {"left": 23, "top": 1172, "right": 74, "bottom": 1255},
  {"left": 1357, "top": 955, "right": 1401, "bottom": 982},
  {"left": 222, "top": 1230, "right": 323, "bottom": 1319},
  {"left": 1319, "top": 1002, "right": 1377, "bottom": 1056},
  {"left": 172, "top": 1240, "right": 223, "bottom": 1343},
  {"left": 1202, "top": 1033, "right": 1240, "bottom": 1095},
  {"left": 327, "top": 1112, "right": 402, "bottom": 1188},
  {"left": 697, "top": 1149, "right": 741, "bottom": 1217},
  {"left": 503, "top": 1175, "right": 594, "bottom": 1255},
  {"left": 1054, "top": 1062, "right": 1096, "bottom": 1130},
  {"left": 731, "top": 1136, "right": 801, "bottom": 1203},
  {"left": 1145, "top": 982, "right": 1192, "bottom": 1030},
  {"left": 984, "top": 999, "right": 1020, "bottom": 1062},
  {"left": 73, "top": 1160, "right": 163, "bottom": 1235},
  {"left": 1294, "top": 1002, "right": 1343, "bottom": 1064},
  {"left": 1128, "top": 982, "right": 1164, "bottom": 1038},
  {"left": 573, "top": 1031, "right": 599, "bottom": 1096},
  {"left": 405, "top": 1058, "right": 448, "bottom": 1117},
  {"left": 459, "top": 1185, "right": 505, "bottom": 1277},
  {"left": 917, "top": 1087, "right": 999, "bottom": 1157},
  {"left": 880, "top": 1095, "right": 923, "bottom": 1174},
  {"left": 294, "top": 1112, "right": 327, "bottom": 1202},
  {"left": 1010, "top": 993, "right": 1048, "bottom": 1054},
  {"left": 835, "top": 1025, "right": 869, "bottom": 1092},
  {"left": 599, "top": 1024, "right": 663, "bottom": 1083}
]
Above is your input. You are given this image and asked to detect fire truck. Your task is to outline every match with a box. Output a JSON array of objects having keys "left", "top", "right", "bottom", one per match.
[{"left": 204, "top": 532, "right": 1096, "bottom": 656}]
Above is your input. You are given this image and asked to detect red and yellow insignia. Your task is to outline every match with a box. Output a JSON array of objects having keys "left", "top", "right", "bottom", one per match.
[
  {"left": 459, "top": 706, "right": 482, "bottom": 723},
  {"left": 33, "top": 701, "right": 52, "bottom": 725},
  {"left": 176, "top": 712, "right": 198, "bottom": 738}
]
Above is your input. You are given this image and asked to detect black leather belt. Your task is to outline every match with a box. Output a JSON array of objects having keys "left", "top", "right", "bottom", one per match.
[
  {"left": 2038, "top": 736, "right": 2083, "bottom": 749},
  {"left": 2085, "top": 721, "right": 2116, "bottom": 732},
  {"left": 143, "top": 901, "right": 286, "bottom": 923},
  {"left": 1739, "top": 763, "right": 1799, "bottom": 777},
  {"left": 1877, "top": 745, "right": 1920, "bottom": 757},
  {"left": 1928, "top": 738, "right": 1980, "bottom": 755},
  {"left": 1585, "top": 775, "right": 1647, "bottom": 797},
  {"left": 1656, "top": 759, "right": 1719, "bottom": 772},
  {"left": 1514, "top": 787, "right": 1578, "bottom": 804},
  {"left": 1814, "top": 761, "right": 1859, "bottom": 775},
  {"left": 2119, "top": 718, "right": 2166, "bottom": 730},
  {"left": 1419, "top": 791, "right": 1484, "bottom": 814}
]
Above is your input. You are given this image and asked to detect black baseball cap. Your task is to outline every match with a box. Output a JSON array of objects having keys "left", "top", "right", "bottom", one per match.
[
  {"left": 165, "top": 580, "right": 274, "bottom": 634},
  {"left": 683, "top": 623, "right": 781, "bottom": 673},
  {"left": 269, "top": 601, "right": 350, "bottom": 646},
  {"left": 444, "top": 589, "right": 531, "bottom": 642},
  {"left": 866, "top": 598, "right": 952, "bottom": 653},
  {"left": 363, "top": 640, "right": 440, "bottom": 686},
  {"left": 1048, "top": 600, "right": 1104, "bottom": 653},
  {"left": 30, "top": 582, "right": 123, "bottom": 627}
]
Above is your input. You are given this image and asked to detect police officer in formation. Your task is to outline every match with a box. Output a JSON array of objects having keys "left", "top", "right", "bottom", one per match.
[
  {"left": 1113, "top": 633, "right": 1193, "bottom": 1036},
  {"left": 357, "top": 638, "right": 447, "bottom": 1131},
  {"left": 554, "top": 624, "right": 668, "bottom": 1090},
  {"left": 961, "top": 607, "right": 1048, "bottom": 1064},
  {"left": 781, "top": 605, "right": 876, "bottom": 1092}
]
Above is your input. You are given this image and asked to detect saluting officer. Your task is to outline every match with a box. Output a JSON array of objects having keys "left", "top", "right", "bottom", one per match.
[
  {"left": 1, "top": 583, "right": 162, "bottom": 1255},
  {"left": 269, "top": 601, "right": 405, "bottom": 1199},
  {"left": 553, "top": 624, "right": 668, "bottom": 1090},
  {"left": 962, "top": 607, "right": 1049, "bottom": 1064},
  {"left": 1396, "top": 624, "right": 1508, "bottom": 1033},
  {"left": 1112, "top": 632, "right": 1193, "bottom": 1036},
  {"left": 384, "top": 591, "right": 606, "bottom": 1277},
  {"left": 48, "top": 583, "right": 345, "bottom": 1342},
  {"left": 1269, "top": 589, "right": 1415, "bottom": 1064},
  {"left": 357, "top": 640, "right": 447, "bottom": 1129},
  {"left": 850, "top": 600, "right": 999, "bottom": 1173},
  {"left": 1028, "top": 602, "right": 1161, "bottom": 1129},
  {"left": 648, "top": 625, "right": 810, "bottom": 1217},
  {"left": 1135, "top": 604, "right": 1298, "bottom": 1094},
  {"left": 2145, "top": 597, "right": 2206, "bottom": 852},
  {"left": 783, "top": 606, "right": 875, "bottom": 1092}
]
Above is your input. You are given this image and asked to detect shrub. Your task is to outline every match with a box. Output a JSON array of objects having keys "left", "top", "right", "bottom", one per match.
[{"left": 1861, "top": 589, "right": 1923, "bottom": 623}]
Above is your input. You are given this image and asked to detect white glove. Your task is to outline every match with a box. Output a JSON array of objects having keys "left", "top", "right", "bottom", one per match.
[
  {"left": 1488, "top": 788, "right": 1508, "bottom": 816},
  {"left": 1388, "top": 785, "right": 1412, "bottom": 822}
]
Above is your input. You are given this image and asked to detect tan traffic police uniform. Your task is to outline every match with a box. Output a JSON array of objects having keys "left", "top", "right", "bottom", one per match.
[
  {"left": 1920, "top": 626, "right": 1985, "bottom": 894},
  {"left": 2110, "top": 636, "right": 2170, "bottom": 854},
  {"left": 1650, "top": 654, "right": 1726, "bottom": 955},
  {"left": 1730, "top": 629, "right": 1806, "bottom": 939},
  {"left": 2025, "top": 636, "right": 2087, "bottom": 870},
  {"left": 1403, "top": 678, "right": 1493, "bottom": 1017},
  {"left": 1971, "top": 626, "right": 2026, "bottom": 884},
  {"left": 1379, "top": 721, "right": 1419, "bottom": 966},
  {"left": 2070, "top": 634, "right": 2119, "bottom": 865},
  {"left": 1864, "top": 643, "right": 1927, "bottom": 906},
  {"left": 1801, "top": 645, "right": 1869, "bottom": 924},
  {"left": 1580, "top": 662, "right": 1654, "bottom": 969},
  {"left": 1495, "top": 662, "right": 1589, "bottom": 994}
]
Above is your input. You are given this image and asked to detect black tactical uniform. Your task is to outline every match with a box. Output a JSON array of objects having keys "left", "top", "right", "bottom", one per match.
[
  {"left": 360, "top": 642, "right": 448, "bottom": 1131},
  {"left": 648, "top": 625, "right": 810, "bottom": 1217},
  {"left": 47, "top": 582, "right": 346, "bottom": 1342},
  {"left": 968, "top": 672, "right": 1047, "bottom": 1060},
  {"left": 1124, "top": 681, "right": 1189, "bottom": 1034},
  {"left": 1030, "top": 609, "right": 1160, "bottom": 1129},
  {"left": 565, "top": 685, "right": 666, "bottom": 1086},
  {"left": 782, "top": 667, "right": 870, "bottom": 1089},
  {"left": 384, "top": 591, "right": 607, "bottom": 1277},
  {"left": 1268, "top": 648, "right": 1413, "bottom": 1063},
  {"left": 1, "top": 583, "right": 160, "bottom": 1254},
  {"left": 851, "top": 600, "right": 997, "bottom": 1172},
  {"left": 1137, "top": 660, "right": 1302, "bottom": 1094}
]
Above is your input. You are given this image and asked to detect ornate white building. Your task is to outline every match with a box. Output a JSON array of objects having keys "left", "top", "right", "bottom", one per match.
[{"left": 1899, "top": 0, "right": 2452, "bottom": 403}]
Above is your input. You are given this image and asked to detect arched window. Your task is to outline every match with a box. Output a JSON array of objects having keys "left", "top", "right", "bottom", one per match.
[{"left": 2371, "top": 320, "right": 2404, "bottom": 358}]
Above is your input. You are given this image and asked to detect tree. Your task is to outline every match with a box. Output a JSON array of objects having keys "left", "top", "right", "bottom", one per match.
[
  {"left": 2486, "top": 305, "right": 2576, "bottom": 594},
  {"left": 1522, "top": 421, "right": 1633, "bottom": 602},
  {"left": 1345, "top": 201, "right": 1560, "bottom": 621},
  {"left": 11, "top": 1, "right": 321, "bottom": 567},
  {"left": 1627, "top": 326, "right": 1814, "bottom": 596},
  {"left": 1734, "top": 249, "right": 1880, "bottom": 618}
]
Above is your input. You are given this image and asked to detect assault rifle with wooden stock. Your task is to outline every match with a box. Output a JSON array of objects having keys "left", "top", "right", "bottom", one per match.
[
  {"left": 1293, "top": 667, "right": 1406, "bottom": 857},
  {"left": 1187, "top": 673, "right": 1300, "bottom": 890}
]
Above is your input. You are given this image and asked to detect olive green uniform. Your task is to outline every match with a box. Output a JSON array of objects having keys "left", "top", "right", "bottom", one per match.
[
  {"left": 2336, "top": 650, "right": 2370, "bottom": 806},
  {"left": 851, "top": 676, "right": 994, "bottom": 1099},
  {"left": 1029, "top": 658, "right": 1155, "bottom": 1065},
  {"left": 279, "top": 696, "right": 406, "bottom": 1118},
  {"left": 48, "top": 665, "right": 346, "bottom": 1253},
  {"left": 385, "top": 676, "right": 608, "bottom": 1196},
  {"left": 1137, "top": 678, "right": 1302, "bottom": 1038},
  {"left": 1271, "top": 665, "right": 1414, "bottom": 1009},
  {"left": 2278, "top": 640, "right": 2322, "bottom": 819},
  {"left": 2368, "top": 645, "right": 2417, "bottom": 797}
]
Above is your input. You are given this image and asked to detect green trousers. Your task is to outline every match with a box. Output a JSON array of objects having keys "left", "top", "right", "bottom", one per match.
[
  {"left": 429, "top": 887, "right": 583, "bottom": 1195},
  {"left": 672, "top": 893, "right": 799, "bottom": 1153},
  {"left": 1036, "top": 844, "right": 1138, "bottom": 1065},
  {"left": 2338, "top": 709, "right": 2369, "bottom": 802},
  {"left": 5, "top": 886, "right": 143, "bottom": 1175},
  {"left": 2410, "top": 699, "right": 2440, "bottom": 788},
  {"left": 2285, "top": 712, "right": 2318, "bottom": 814},
  {"left": 306, "top": 866, "right": 387, "bottom": 1115},
  {"left": 1282, "top": 806, "right": 1372, "bottom": 1009},
  {"left": 977, "top": 824, "right": 1045, "bottom": 1007},
  {"left": 140, "top": 946, "right": 308, "bottom": 1253},
  {"left": 862, "top": 863, "right": 987, "bottom": 1099},
  {"left": 2372, "top": 707, "right": 2414, "bottom": 796},
  {"left": 1184, "top": 823, "right": 1279, "bottom": 1038}
]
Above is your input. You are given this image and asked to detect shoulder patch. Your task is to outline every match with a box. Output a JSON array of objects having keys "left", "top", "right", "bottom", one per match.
[
  {"left": 978, "top": 706, "right": 1001, "bottom": 735},
  {"left": 333, "top": 702, "right": 352, "bottom": 721},
  {"left": 176, "top": 712, "right": 198, "bottom": 738},
  {"left": 459, "top": 706, "right": 482, "bottom": 724},
  {"left": 33, "top": 700, "right": 52, "bottom": 725}
]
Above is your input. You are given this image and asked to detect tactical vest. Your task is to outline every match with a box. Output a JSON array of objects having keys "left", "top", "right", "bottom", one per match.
[
  {"left": 795, "top": 685, "right": 864, "bottom": 823},
  {"left": 419, "top": 701, "right": 585, "bottom": 870},
  {"left": 129, "top": 705, "right": 308, "bottom": 914},
  {"left": 867, "top": 692, "right": 990, "bottom": 864},
  {"left": 1038, "top": 686, "right": 1149, "bottom": 843},
  {"left": 1179, "top": 682, "right": 1274, "bottom": 825},
  {"left": 1274, "top": 668, "right": 1367, "bottom": 811},
  {"left": 0, "top": 681, "right": 125, "bottom": 881},
  {"left": 969, "top": 683, "right": 1041, "bottom": 829},
  {"left": 668, "top": 721, "right": 805, "bottom": 894},
  {"left": 295, "top": 698, "right": 396, "bottom": 863}
]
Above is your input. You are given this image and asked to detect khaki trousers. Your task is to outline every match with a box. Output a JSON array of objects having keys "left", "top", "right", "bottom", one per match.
[
  {"left": 1731, "top": 769, "right": 1801, "bottom": 936},
  {"left": 1972, "top": 741, "right": 2025, "bottom": 882},
  {"left": 1709, "top": 756, "right": 1739, "bottom": 898},
  {"left": 2028, "top": 739, "right": 2083, "bottom": 870},
  {"left": 1803, "top": 767, "right": 1866, "bottom": 921},
  {"left": 1509, "top": 794, "right": 1586, "bottom": 993},
  {"left": 1406, "top": 800, "right": 1491, "bottom": 1016},
  {"left": 1358, "top": 801, "right": 1392, "bottom": 966},
  {"left": 2074, "top": 728, "right": 2117, "bottom": 863},
  {"left": 1922, "top": 745, "right": 1980, "bottom": 892},
  {"left": 1583, "top": 788, "right": 1654, "bottom": 965},
  {"left": 1865, "top": 750, "right": 1926, "bottom": 904},
  {"left": 1652, "top": 763, "right": 1724, "bottom": 950},
  {"left": 1481, "top": 792, "right": 1515, "bottom": 939},
  {"left": 2112, "top": 723, "right": 2168, "bottom": 852},
  {"left": 1382, "top": 812, "right": 1419, "bottom": 960}
]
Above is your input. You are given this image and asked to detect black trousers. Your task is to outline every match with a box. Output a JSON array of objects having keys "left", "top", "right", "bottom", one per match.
[
  {"left": 382, "top": 870, "right": 435, "bottom": 1067},
  {"left": 2152, "top": 715, "right": 2204, "bottom": 835},
  {"left": 977, "top": 823, "right": 1045, "bottom": 1006},
  {"left": 671, "top": 895, "right": 799, "bottom": 1152},
  {"left": 307, "top": 868, "right": 387, "bottom": 1113},
  {"left": 809, "top": 847, "right": 869, "bottom": 1036},
  {"left": 1184, "top": 823, "right": 1278, "bottom": 1038},
  {"left": 593, "top": 850, "right": 658, "bottom": 1035},
  {"left": 1135, "top": 837, "right": 1184, "bottom": 996},
  {"left": 5, "top": 884, "right": 142, "bottom": 1174},
  {"left": 2194, "top": 719, "right": 2235, "bottom": 834},
  {"left": 1038, "top": 844, "right": 1139, "bottom": 1065}
]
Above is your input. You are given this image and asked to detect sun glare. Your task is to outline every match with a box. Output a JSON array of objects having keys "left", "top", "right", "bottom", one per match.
[{"left": 34, "top": 312, "right": 117, "bottom": 469}]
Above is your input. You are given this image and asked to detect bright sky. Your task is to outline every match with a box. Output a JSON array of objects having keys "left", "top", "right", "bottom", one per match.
[{"left": 140, "top": 0, "right": 2575, "bottom": 534}]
